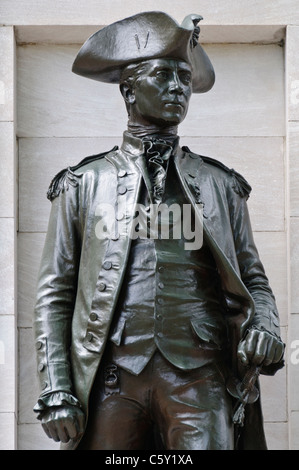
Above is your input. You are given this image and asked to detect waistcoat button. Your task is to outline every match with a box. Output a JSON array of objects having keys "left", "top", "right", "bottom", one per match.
[
  {"left": 86, "top": 332, "right": 93, "bottom": 342},
  {"left": 103, "top": 261, "right": 112, "bottom": 270}
]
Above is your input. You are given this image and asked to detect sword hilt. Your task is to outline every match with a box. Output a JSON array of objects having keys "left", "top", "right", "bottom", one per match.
[{"left": 226, "top": 365, "right": 261, "bottom": 426}]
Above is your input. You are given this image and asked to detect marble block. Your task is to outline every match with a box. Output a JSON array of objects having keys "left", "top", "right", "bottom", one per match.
[
  {"left": 2, "top": 0, "right": 299, "bottom": 27},
  {"left": 17, "top": 43, "right": 284, "bottom": 138},
  {"left": 0, "top": 27, "right": 15, "bottom": 122},
  {"left": 0, "top": 315, "right": 16, "bottom": 413},
  {"left": 0, "top": 218, "right": 15, "bottom": 316}
]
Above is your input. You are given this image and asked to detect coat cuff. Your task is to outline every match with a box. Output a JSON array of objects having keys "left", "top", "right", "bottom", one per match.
[
  {"left": 249, "top": 306, "right": 281, "bottom": 338},
  {"left": 33, "top": 392, "right": 81, "bottom": 419},
  {"left": 35, "top": 336, "right": 74, "bottom": 395}
]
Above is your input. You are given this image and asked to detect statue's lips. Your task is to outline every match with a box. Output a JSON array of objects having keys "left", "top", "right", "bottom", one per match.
[{"left": 164, "top": 101, "right": 185, "bottom": 109}]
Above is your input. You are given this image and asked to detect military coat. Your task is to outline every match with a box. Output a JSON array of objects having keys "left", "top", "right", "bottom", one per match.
[{"left": 33, "top": 133, "right": 283, "bottom": 449}]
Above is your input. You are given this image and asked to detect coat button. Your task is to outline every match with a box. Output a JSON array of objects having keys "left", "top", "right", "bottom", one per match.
[
  {"left": 90, "top": 313, "right": 98, "bottom": 321},
  {"left": 103, "top": 261, "right": 112, "bottom": 270},
  {"left": 98, "top": 282, "right": 106, "bottom": 291},
  {"left": 111, "top": 234, "right": 120, "bottom": 241},
  {"left": 38, "top": 363, "right": 45, "bottom": 372},
  {"left": 118, "top": 170, "right": 127, "bottom": 178},
  {"left": 118, "top": 185, "right": 127, "bottom": 195},
  {"left": 41, "top": 381, "right": 48, "bottom": 390},
  {"left": 36, "top": 341, "right": 43, "bottom": 350}
]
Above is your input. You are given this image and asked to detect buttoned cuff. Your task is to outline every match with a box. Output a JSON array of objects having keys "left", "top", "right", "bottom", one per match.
[
  {"left": 250, "top": 306, "right": 281, "bottom": 338},
  {"left": 33, "top": 392, "right": 81, "bottom": 420}
]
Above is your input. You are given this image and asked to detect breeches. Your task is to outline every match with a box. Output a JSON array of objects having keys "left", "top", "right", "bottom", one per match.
[{"left": 77, "top": 351, "right": 234, "bottom": 450}]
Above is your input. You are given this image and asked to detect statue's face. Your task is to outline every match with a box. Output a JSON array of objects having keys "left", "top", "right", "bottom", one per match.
[{"left": 128, "top": 58, "right": 192, "bottom": 127}]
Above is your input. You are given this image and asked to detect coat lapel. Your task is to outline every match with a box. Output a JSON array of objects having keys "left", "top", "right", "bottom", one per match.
[{"left": 174, "top": 148, "right": 255, "bottom": 339}]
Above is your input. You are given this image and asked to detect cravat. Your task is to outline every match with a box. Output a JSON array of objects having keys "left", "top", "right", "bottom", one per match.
[{"left": 142, "top": 137, "right": 173, "bottom": 205}]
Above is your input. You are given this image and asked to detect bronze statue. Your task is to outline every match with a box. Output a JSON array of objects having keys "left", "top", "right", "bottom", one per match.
[{"left": 33, "top": 11, "right": 284, "bottom": 450}]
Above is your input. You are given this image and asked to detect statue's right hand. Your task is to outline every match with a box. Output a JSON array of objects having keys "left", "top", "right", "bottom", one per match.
[{"left": 40, "top": 405, "right": 85, "bottom": 443}]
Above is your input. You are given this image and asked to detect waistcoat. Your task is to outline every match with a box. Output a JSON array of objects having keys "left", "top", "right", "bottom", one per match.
[{"left": 108, "top": 153, "right": 228, "bottom": 375}]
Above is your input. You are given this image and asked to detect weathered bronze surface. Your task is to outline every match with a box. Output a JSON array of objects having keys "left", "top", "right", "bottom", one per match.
[{"left": 33, "top": 11, "right": 285, "bottom": 450}]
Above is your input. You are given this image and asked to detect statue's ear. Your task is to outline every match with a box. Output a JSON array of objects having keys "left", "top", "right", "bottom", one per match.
[{"left": 120, "top": 83, "right": 136, "bottom": 105}]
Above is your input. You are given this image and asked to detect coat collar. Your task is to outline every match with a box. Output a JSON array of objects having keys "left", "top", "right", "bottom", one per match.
[{"left": 120, "top": 131, "right": 180, "bottom": 158}]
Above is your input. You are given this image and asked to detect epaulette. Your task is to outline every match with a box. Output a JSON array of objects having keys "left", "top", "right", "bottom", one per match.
[
  {"left": 182, "top": 146, "right": 252, "bottom": 200},
  {"left": 47, "top": 146, "right": 118, "bottom": 201}
]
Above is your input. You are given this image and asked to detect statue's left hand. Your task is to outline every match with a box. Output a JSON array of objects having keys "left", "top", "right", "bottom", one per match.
[
  {"left": 237, "top": 328, "right": 284, "bottom": 367},
  {"left": 40, "top": 405, "right": 85, "bottom": 443}
]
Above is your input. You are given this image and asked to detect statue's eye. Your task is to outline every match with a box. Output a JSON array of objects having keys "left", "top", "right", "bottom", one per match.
[
  {"left": 179, "top": 72, "right": 192, "bottom": 85},
  {"left": 155, "top": 70, "right": 169, "bottom": 80}
]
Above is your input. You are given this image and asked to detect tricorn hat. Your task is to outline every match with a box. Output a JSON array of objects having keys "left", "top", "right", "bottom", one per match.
[{"left": 72, "top": 11, "right": 215, "bottom": 93}]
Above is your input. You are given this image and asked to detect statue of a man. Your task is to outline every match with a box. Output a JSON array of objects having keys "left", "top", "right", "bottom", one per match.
[{"left": 33, "top": 11, "right": 284, "bottom": 450}]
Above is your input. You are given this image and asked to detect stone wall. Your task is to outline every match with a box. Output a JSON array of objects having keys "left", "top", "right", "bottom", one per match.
[{"left": 0, "top": 0, "right": 298, "bottom": 450}]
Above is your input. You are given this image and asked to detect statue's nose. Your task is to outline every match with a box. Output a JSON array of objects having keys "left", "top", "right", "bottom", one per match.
[{"left": 168, "top": 73, "right": 183, "bottom": 94}]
